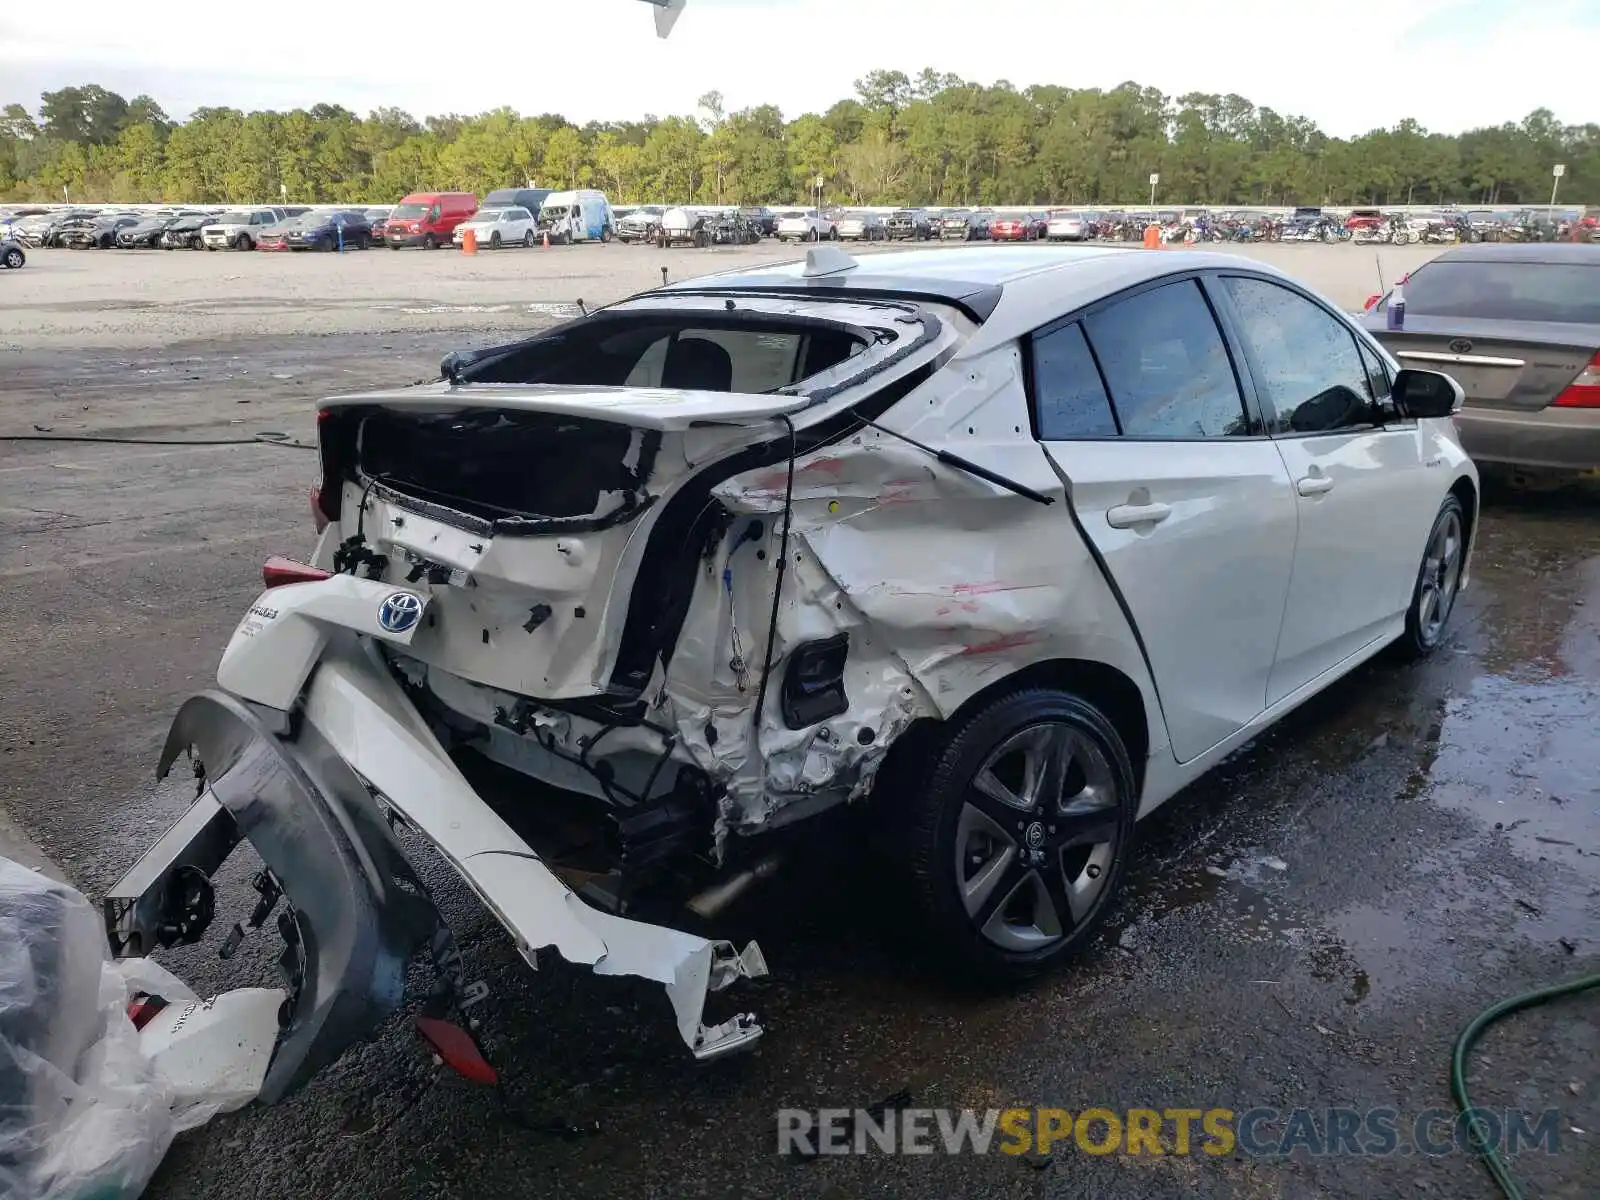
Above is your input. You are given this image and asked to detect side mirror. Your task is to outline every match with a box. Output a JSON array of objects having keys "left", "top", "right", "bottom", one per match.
[
  {"left": 1363, "top": 293, "right": 1381, "bottom": 312},
  {"left": 1393, "top": 368, "right": 1464, "bottom": 419},
  {"left": 1290, "top": 385, "right": 1368, "bottom": 433}
]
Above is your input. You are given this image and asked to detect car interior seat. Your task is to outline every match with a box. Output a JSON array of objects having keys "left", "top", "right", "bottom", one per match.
[{"left": 660, "top": 337, "right": 734, "bottom": 391}]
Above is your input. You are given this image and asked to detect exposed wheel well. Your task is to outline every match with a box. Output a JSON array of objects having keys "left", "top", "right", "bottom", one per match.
[
  {"left": 1448, "top": 474, "right": 1478, "bottom": 558},
  {"left": 874, "top": 659, "right": 1152, "bottom": 807}
]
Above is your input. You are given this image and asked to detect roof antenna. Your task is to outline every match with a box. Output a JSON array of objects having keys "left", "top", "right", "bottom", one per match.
[
  {"left": 1374, "top": 252, "right": 1385, "bottom": 296},
  {"left": 802, "top": 245, "right": 859, "bottom": 278},
  {"left": 576, "top": 297, "right": 587, "bottom": 316},
  {"left": 660, "top": 265, "right": 669, "bottom": 287}
]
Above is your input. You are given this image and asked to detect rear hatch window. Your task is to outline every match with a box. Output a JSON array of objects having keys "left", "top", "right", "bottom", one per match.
[
  {"left": 356, "top": 409, "right": 652, "bottom": 528},
  {"left": 452, "top": 312, "right": 866, "bottom": 391}
]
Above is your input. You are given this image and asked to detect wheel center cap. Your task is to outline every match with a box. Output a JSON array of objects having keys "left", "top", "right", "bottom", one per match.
[{"left": 1024, "top": 821, "right": 1046, "bottom": 849}]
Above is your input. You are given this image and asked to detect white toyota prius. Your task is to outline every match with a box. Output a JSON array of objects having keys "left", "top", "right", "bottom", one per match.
[{"left": 105, "top": 245, "right": 1477, "bottom": 1099}]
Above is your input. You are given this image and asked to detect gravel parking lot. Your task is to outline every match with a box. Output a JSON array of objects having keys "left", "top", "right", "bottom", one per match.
[
  {"left": 0, "top": 239, "right": 1441, "bottom": 348},
  {"left": 1, "top": 242, "right": 1596, "bottom": 1199}
]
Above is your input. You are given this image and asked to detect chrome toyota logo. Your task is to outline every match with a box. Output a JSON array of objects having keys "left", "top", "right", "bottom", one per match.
[
  {"left": 1448, "top": 338, "right": 1473, "bottom": 354},
  {"left": 1024, "top": 821, "right": 1046, "bottom": 849},
  {"left": 377, "top": 592, "right": 422, "bottom": 633}
]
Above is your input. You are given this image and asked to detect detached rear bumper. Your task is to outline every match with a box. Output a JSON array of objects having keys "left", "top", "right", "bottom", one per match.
[{"left": 102, "top": 643, "right": 766, "bottom": 1103}]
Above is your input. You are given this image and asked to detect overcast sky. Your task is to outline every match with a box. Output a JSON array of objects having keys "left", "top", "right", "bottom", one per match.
[{"left": 2, "top": 0, "right": 1596, "bottom": 137}]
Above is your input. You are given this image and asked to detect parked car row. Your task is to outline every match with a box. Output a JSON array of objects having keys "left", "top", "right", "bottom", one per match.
[
  {"left": 9, "top": 197, "right": 1595, "bottom": 260},
  {"left": 0, "top": 186, "right": 626, "bottom": 255}
]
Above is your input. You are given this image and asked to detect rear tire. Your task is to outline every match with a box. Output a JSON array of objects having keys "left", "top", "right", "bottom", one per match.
[
  {"left": 524, "top": 230, "right": 535, "bottom": 248},
  {"left": 1397, "top": 495, "right": 1466, "bottom": 658},
  {"left": 889, "top": 687, "right": 1136, "bottom": 984},
  {"left": 1, "top": 247, "right": 23, "bottom": 269}
]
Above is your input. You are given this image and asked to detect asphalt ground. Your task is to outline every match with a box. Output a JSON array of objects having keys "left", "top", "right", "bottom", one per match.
[{"left": 0, "top": 239, "right": 1595, "bottom": 1199}]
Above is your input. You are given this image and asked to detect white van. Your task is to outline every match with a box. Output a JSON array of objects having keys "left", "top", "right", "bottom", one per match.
[{"left": 535, "top": 189, "right": 614, "bottom": 243}]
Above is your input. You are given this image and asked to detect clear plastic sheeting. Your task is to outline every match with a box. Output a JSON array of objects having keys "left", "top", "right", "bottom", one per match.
[{"left": 0, "top": 856, "right": 279, "bottom": 1200}]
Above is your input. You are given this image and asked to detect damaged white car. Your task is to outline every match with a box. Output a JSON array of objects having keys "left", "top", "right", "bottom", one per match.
[{"left": 103, "top": 245, "right": 1478, "bottom": 1101}]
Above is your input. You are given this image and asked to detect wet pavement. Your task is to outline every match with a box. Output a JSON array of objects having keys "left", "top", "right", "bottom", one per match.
[{"left": 1, "top": 332, "right": 1597, "bottom": 1199}]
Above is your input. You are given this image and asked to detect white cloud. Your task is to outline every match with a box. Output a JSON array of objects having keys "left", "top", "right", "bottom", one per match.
[{"left": 1, "top": 0, "right": 1596, "bottom": 135}]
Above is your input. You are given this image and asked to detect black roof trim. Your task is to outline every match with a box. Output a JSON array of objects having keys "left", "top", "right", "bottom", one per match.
[{"left": 657, "top": 275, "right": 1004, "bottom": 323}]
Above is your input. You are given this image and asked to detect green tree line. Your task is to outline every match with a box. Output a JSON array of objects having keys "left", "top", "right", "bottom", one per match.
[{"left": 2, "top": 74, "right": 1594, "bottom": 208}]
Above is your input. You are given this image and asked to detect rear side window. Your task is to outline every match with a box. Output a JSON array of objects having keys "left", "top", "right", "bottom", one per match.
[
  {"left": 1081, "top": 280, "right": 1250, "bottom": 438},
  {"left": 1398, "top": 260, "right": 1600, "bottom": 323},
  {"left": 1031, "top": 322, "right": 1119, "bottom": 438}
]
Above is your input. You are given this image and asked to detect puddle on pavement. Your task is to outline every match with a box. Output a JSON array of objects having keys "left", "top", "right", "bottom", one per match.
[
  {"left": 1425, "top": 674, "right": 1599, "bottom": 873},
  {"left": 1112, "top": 849, "right": 1310, "bottom": 954},
  {"left": 1110, "top": 602, "right": 1600, "bottom": 1005}
]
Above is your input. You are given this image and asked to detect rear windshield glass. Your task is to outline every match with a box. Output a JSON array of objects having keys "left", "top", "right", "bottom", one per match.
[{"left": 1398, "top": 261, "right": 1600, "bottom": 323}]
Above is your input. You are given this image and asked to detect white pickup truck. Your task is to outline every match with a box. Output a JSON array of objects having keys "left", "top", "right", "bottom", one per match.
[{"left": 774, "top": 208, "right": 837, "bottom": 242}]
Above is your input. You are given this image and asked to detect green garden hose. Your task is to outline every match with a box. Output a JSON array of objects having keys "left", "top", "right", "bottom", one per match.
[{"left": 1451, "top": 972, "right": 1600, "bottom": 1200}]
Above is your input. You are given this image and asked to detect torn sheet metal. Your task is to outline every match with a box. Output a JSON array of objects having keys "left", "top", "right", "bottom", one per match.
[{"left": 668, "top": 343, "right": 1161, "bottom": 828}]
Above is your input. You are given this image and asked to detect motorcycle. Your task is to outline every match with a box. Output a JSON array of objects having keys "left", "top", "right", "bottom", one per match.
[{"left": 705, "top": 212, "right": 763, "bottom": 245}]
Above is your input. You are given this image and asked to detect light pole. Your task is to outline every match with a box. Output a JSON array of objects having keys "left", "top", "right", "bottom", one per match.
[
  {"left": 1551, "top": 163, "right": 1565, "bottom": 209},
  {"left": 1149, "top": 172, "right": 1159, "bottom": 208}
]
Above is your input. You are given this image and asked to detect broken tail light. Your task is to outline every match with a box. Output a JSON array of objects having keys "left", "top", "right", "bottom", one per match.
[
  {"left": 780, "top": 634, "right": 850, "bottom": 730},
  {"left": 414, "top": 1016, "right": 498, "bottom": 1085},
  {"left": 310, "top": 485, "right": 332, "bottom": 532},
  {"left": 262, "top": 557, "right": 331, "bottom": 588},
  {"left": 1552, "top": 352, "right": 1600, "bottom": 408}
]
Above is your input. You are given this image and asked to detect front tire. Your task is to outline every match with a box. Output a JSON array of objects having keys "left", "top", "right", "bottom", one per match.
[
  {"left": 489, "top": 231, "right": 501, "bottom": 248},
  {"left": 422, "top": 234, "right": 437, "bottom": 250},
  {"left": 893, "top": 688, "right": 1136, "bottom": 983},
  {"left": 1398, "top": 495, "right": 1466, "bottom": 657},
  {"left": 1, "top": 247, "right": 23, "bottom": 269}
]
